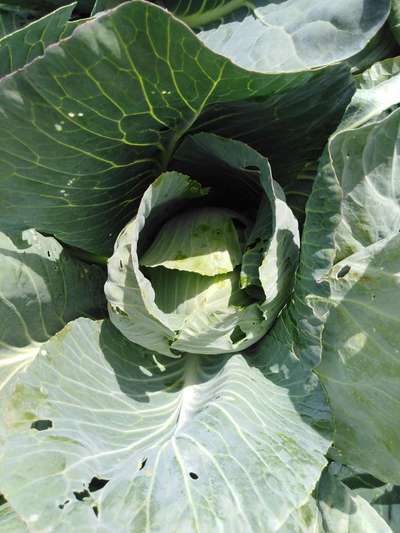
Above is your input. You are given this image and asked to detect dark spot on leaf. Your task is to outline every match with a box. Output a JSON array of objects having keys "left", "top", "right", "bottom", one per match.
[
  {"left": 337, "top": 265, "right": 351, "bottom": 278},
  {"left": 244, "top": 165, "right": 259, "bottom": 172},
  {"left": 73, "top": 489, "right": 90, "bottom": 501},
  {"left": 139, "top": 458, "right": 147, "bottom": 470},
  {"left": 92, "top": 505, "right": 99, "bottom": 517},
  {"left": 189, "top": 472, "right": 199, "bottom": 480},
  {"left": 31, "top": 419, "right": 52, "bottom": 431},
  {"left": 47, "top": 251, "right": 51, "bottom": 257},
  {"left": 58, "top": 499, "right": 70, "bottom": 510},
  {"left": 0, "top": 494, "right": 6, "bottom": 505},
  {"left": 88, "top": 477, "right": 109, "bottom": 492},
  {"left": 119, "top": 260, "right": 123, "bottom": 270}
]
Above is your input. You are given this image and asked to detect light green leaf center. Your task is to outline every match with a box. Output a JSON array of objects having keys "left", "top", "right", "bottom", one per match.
[{"left": 140, "top": 207, "right": 244, "bottom": 277}]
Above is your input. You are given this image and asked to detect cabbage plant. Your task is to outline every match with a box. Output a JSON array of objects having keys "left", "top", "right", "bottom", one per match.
[{"left": 0, "top": 1, "right": 399, "bottom": 532}]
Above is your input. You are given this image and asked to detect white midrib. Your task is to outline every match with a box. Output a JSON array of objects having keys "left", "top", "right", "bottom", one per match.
[{"left": 175, "top": 355, "right": 204, "bottom": 432}]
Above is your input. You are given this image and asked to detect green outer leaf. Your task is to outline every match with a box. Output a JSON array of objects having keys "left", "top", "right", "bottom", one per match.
[
  {"left": 390, "top": 0, "right": 400, "bottom": 44},
  {"left": 278, "top": 464, "right": 395, "bottom": 532},
  {"left": 154, "top": 0, "right": 247, "bottom": 27},
  {"left": 0, "top": 228, "right": 106, "bottom": 438},
  {"left": 0, "top": 317, "right": 330, "bottom": 531},
  {"left": 296, "top": 62, "right": 400, "bottom": 482},
  {"left": 193, "top": 0, "right": 390, "bottom": 72},
  {"left": 0, "top": 0, "right": 92, "bottom": 13},
  {"left": 0, "top": 5, "right": 37, "bottom": 38},
  {"left": 0, "top": 3, "right": 75, "bottom": 78},
  {"left": 317, "top": 233, "right": 400, "bottom": 484},
  {"left": 355, "top": 56, "right": 400, "bottom": 89},
  {"left": 290, "top": 58, "right": 400, "bottom": 370},
  {"left": 338, "top": 57, "right": 400, "bottom": 133},
  {"left": 347, "top": 23, "right": 399, "bottom": 75},
  {"left": 92, "top": 0, "right": 126, "bottom": 14},
  {"left": 0, "top": 0, "right": 353, "bottom": 255},
  {"left": 315, "top": 466, "right": 392, "bottom": 533},
  {"left": 332, "top": 111, "right": 400, "bottom": 261},
  {"left": 333, "top": 463, "right": 400, "bottom": 531}
]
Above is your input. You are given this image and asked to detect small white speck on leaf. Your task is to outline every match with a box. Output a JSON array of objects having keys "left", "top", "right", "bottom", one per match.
[
  {"left": 78, "top": 112, "right": 84, "bottom": 117},
  {"left": 139, "top": 365, "right": 153, "bottom": 377},
  {"left": 54, "top": 124, "right": 63, "bottom": 132},
  {"left": 68, "top": 112, "right": 75, "bottom": 118}
]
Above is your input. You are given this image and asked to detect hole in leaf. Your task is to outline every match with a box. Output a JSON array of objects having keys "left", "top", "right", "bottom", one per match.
[
  {"left": 169, "top": 347, "right": 183, "bottom": 356},
  {"left": 58, "top": 499, "right": 70, "bottom": 510},
  {"left": 73, "top": 489, "right": 90, "bottom": 501},
  {"left": 88, "top": 477, "right": 109, "bottom": 493},
  {"left": 93, "top": 506, "right": 99, "bottom": 517},
  {"left": 114, "top": 306, "right": 128, "bottom": 317},
  {"left": 31, "top": 419, "right": 52, "bottom": 431},
  {"left": 139, "top": 458, "right": 147, "bottom": 471},
  {"left": 230, "top": 325, "right": 246, "bottom": 344},
  {"left": 189, "top": 472, "right": 199, "bottom": 480},
  {"left": 337, "top": 265, "right": 351, "bottom": 278}
]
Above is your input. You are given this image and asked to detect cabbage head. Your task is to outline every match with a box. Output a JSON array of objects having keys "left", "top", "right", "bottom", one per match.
[{"left": 106, "top": 135, "right": 299, "bottom": 356}]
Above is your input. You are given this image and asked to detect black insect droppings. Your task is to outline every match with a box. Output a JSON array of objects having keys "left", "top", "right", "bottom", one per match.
[
  {"left": 58, "top": 499, "right": 70, "bottom": 510},
  {"left": 189, "top": 472, "right": 199, "bottom": 480}
]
